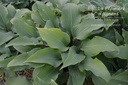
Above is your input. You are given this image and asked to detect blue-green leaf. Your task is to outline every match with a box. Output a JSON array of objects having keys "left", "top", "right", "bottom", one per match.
[
  {"left": 81, "top": 36, "right": 119, "bottom": 57},
  {"left": 26, "top": 48, "right": 62, "bottom": 67},
  {"left": 38, "top": 28, "right": 70, "bottom": 51}
]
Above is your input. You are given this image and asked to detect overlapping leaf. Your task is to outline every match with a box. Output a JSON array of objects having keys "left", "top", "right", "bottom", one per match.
[
  {"left": 61, "top": 46, "right": 85, "bottom": 68},
  {"left": 11, "top": 18, "right": 38, "bottom": 37},
  {"left": 72, "top": 18, "right": 105, "bottom": 40},
  {"left": 79, "top": 57, "right": 111, "bottom": 82},
  {"left": 81, "top": 36, "right": 119, "bottom": 57},
  {"left": 61, "top": 3, "right": 81, "bottom": 33},
  {"left": 26, "top": 48, "right": 62, "bottom": 67},
  {"left": 38, "top": 28, "right": 70, "bottom": 51},
  {"left": 32, "top": 1, "right": 59, "bottom": 27}
]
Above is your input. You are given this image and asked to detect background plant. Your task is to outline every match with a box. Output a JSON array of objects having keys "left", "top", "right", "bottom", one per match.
[{"left": 0, "top": 0, "right": 128, "bottom": 85}]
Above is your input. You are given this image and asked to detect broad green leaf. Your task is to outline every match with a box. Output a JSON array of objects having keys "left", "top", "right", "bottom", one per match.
[
  {"left": 72, "top": 18, "right": 105, "bottom": 40},
  {"left": 33, "top": 65, "right": 59, "bottom": 84},
  {"left": 11, "top": 18, "right": 38, "bottom": 37},
  {"left": 61, "top": 3, "right": 81, "bottom": 33},
  {"left": 5, "top": 76, "right": 31, "bottom": 85},
  {"left": 49, "top": 80, "right": 58, "bottom": 85},
  {"left": 0, "top": 44, "right": 11, "bottom": 54},
  {"left": 38, "top": 28, "right": 70, "bottom": 51},
  {"left": 114, "top": 29, "right": 123, "bottom": 45},
  {"left": 13, "top": 45, "right": 35, "bottom": 53},
  {"left": 123, "top": 29, "right": 128, "bottom": 45},
  {"left": 7, "top": 4, "right": 16, "bottom": 19},
  {"left": 44, "top": 20, "right": 54, "bottom": 28},
  {"left": 0, "top": 32, "right": 15, "bottom": 46},
  {"left": 33, "top": 77, "right": 47, "bottom": 85},
  {"left": 32, "top": 1, "right": 59, "bottom": 27},
  {"left": 68, "top": 66, "right": 85, "bottom": 85},
  {"left": 0, "top": 4, "right": 10, "bottom": 30},
  {"left": 79, "top": 57, "right": 111, "bottom": 82},
  {"left": 112, "top": 69, "right": 128, "bottom": 83},
  {"left": 67, "top": 76, "right": 73, "bottom": 85},
  {"left": 0, "top": 56, "right": 14, "bottom": 68},
  {"left": 70, "top": 0, "right": 80, "bottom": 4},
  {"left": 115, "top": 45, "right": 128, "bottom": 59},
  {"left": 0, "top": 54, "right": 9, "bottom": 61},
  {"left": 6, "top": 36, "right": 40, "bottom": 47},
  {"left": 81, "top": 36, "right": 119, "bottom": 57},
  {"left": 14, "top": 9, "right": 30, "bottom": 18},
  {"left": 108, "top": 79, "right": 128, "bottom": 85},
  {"left": 92, "top": 75, "right": 107, "bottom": 85},
  {"left": 61, "top": 46, "right": 85, "bottom": 69},
  {"left": 104, "top": 19, "right": 118, "bottom": 30},
  {"left": 26, "top": 48, "right": 62, "bottom": 67},
  {"left": 7, "top": 53, "right": 29, "bottom": 68}
]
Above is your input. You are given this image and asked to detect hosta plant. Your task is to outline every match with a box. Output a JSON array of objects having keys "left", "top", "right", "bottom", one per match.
[{"left": 0, "top": 0, "right": 128, "bottom": 85}]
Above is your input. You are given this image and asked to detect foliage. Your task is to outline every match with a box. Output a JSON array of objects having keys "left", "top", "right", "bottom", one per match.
[{"left": 0, "top": 0, "right": 128, "bottom": 85}]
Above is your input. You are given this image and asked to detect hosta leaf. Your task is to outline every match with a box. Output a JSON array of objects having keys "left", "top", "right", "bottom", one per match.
[
  {"left": 33, "top": 65, "right": 59, "bottom": 84},
  {"left": 61, "top": 46, "right": 85, "bottom": 69},
  {"left": 33, "top": 76, "right": 47, "bottom": 85},
  {"left": 5, "top": 76, "right": 31, "bottom": 85},
  {"left": 92, "top": 75, "right": 107, "bottom": 85},
  {"left": 70, "top": 0, "right": 80, "bottom": 4},
  {"left": 13, "top": 45, "right": 35, "bottom": 53},
  {"left": 38, "top": 28, "right": 70, "bottom": 51},
  {"left": 68, "top": 66, "right": 85, "bottom": 85},
  {"left": 61, "top": 3, "right": 81, "bottom": 33},
  {"left": 81, "top": 36, "right": 119, "bottom": 57},
  {"left": 112, "top": 69, "right": 128, "bottom": 83},
  {"left": 14, "top": 9, "right": 30, "bottom": 18},
  {"left": 104, "top": 19, "right": 118, "bottom": 30},
  {"left": 0, "top": 44, "right": 11, "bottom": 54},
  {"left": 123, "top": 29, "right": 128, "bottom": 45},
  {"left": 0, "top": 4, "right": 10, "bottom": 30},
  {"left": 49, "top": 80, "right": 58, "bottom": 85},
  {"left": 67, "top": 76, "right": 73, "bottom": 85},
  {"left": 26, "top": 48, "right": 62, "bottom": 67},
  {"left": 7, "top": 4, "right": 16, "bottom": 19},
  {"left": 72, "top": 18, "right": 105, "bottom": 40},
  {"left": 0, "top": 56, "right": 14, "bottom": 68},
  {"left": 6, "top": 36, "right": 40, "bottom": 47},
  {"left": 0, "top": 32, "right": 15, "bottom": 46},
  {"left": 7, "top": 53, "right": 29, "bottom": 68},
  {"left": 11, "top": 18, "right": 38, "bottom": 37},
  {"left": 32, "top": 1, "right": 59, "bottom": 27},
  {"left": 79, "top": 57, "right": 111, "bottom": 82},
  {"left": 115, "top": 45, "right": 128, "bottom": 59}
]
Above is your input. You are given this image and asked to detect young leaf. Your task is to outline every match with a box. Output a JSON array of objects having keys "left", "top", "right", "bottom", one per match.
[
  {"left": 112, "top": 69, "right": 128, "bottom": 83},
  {"left": 7, "top": 53, "right": 29, "bottom": 68},
  {"left": 72, "top": 18, "right": 105, "bottom": 40},
  {"left": 6, "top": 36, "right": 40, "bottom": 47},
  {"left": 11, "top": 18, "right": 38, "bottom": 37},
  {"left": 113, "top": 45, "right": 128, "bottom": 59},
  {"left": 0, "top": 4, "right": 10, "bottom": 30},
  {"left": 26, "top": 48, "right": 62, "bottom": 67},
  {"left": 68, "top": 66, "right": 85, "bottom": 85},
  {"left": 61, "top": 46, "right": 85, "bottom": 69},
  {"left": 32, "top": 1, "right": 59, "bottom": 27},
  {"left": 61, "top": 3, "right": 81, "bottom": 33},
  {"left": 81, "top": 36, "right": 119, "bottom": 57},
  {"left": 33, "top": 65, "right": 59, "bottom": 84},
  {"left": 79, "top": 57, "right": 111, "bottom": 82},
  {"left": 38, "top": 28, "right": 70, "bottom": 51},
  {"left": 7, "top": 4, "right": 16, "bottom": 19},
  {"left": 5, "top": 76, "right": 31, "bottom": 85},
  {"left": 123, "top": 29, "right": 128, "bottom": 45},
  {"left": 0, "top": 32, "right": 15, "bottom": 46},
  {"left": 70, "top": 0, "right": 80, "bottom": 4}
]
